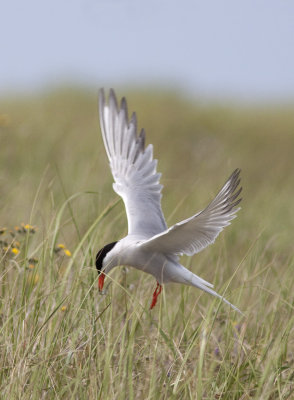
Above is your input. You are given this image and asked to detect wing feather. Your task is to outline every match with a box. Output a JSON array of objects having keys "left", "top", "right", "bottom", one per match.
[
  {"left": 140, "top": 169, "right": 242, "bottom": 255},
  {"left": 99, "top": 89, "right": 167, "bottom": 236}
]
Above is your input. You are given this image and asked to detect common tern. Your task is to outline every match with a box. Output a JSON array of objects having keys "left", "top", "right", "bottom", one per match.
[{"left": 96, "top": 89, "right": 242, "bottom": 312}]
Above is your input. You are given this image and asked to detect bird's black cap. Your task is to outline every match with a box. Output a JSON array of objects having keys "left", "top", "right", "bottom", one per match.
[{"left": 95, "top": 241, "right": 117, "bottom": 273}]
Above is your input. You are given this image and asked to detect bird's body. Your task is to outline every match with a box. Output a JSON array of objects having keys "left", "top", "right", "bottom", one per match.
[
  {"left": 102, "top": 235, "right": 212, "bottom": 287},
  {"left": 102, "top": 235, "right": 180, "bottom": 283},
  {"left": 96, "top": 89, "right": 242, "bottom": 312}
]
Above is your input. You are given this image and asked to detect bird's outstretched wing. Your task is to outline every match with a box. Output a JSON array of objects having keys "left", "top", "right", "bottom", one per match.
[
  {"left": 99, "top": 89, "right": 167, "bottom": 236},
  {"left": 140, "top": 169, "right": 242, "bottom": 255}
]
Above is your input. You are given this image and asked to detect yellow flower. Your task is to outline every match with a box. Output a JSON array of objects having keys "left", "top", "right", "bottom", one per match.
[
  {"left": 64, "top": 249, "right": 72, "bottom": 257},
  {"left": 61, "top": 305, "right": 67, "bottom": 312},
  {"left": 21, "top": 223, "right": 36, "bottom": 233},
  {"left": 55, "top": 244, "right": 72, "bottom": 257},
  {"left": 28, "top": 264, "right": 35, "bottom": 270},
  {"left": 11, "top": 247, "right": 19, "bottom": 255}
]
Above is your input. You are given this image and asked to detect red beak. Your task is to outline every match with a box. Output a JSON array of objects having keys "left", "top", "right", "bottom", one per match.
[{"left": 98, "top": 272, "right": 105, "bottom": 291}]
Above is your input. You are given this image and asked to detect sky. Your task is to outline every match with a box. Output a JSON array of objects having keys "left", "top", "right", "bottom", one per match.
[{"left": 1, "top": 0, "right": 294, "bottom": 101}]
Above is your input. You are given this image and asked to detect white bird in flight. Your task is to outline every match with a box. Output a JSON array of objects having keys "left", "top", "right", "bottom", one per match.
[{"left": 96, "top": 89, "right": 242, "bottom": 312}]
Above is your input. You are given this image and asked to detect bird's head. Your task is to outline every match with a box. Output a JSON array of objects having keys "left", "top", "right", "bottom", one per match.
[{"left": 95, "top": 241, "right": 118, "bottom": 291}]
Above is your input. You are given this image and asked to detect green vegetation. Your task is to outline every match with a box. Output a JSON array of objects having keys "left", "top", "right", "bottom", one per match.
[{"left": 0, "top": 88, "right": 294, "bottom": 399}]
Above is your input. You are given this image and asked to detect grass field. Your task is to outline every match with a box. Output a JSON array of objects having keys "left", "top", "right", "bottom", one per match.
[{"left": 1, "top": 88, "right": 294, "bottom": 399}]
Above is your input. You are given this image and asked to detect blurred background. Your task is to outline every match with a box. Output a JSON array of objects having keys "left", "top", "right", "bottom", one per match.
[
  {"left": 1, "top": 0, "right": 294, "bottom": 252},
  {"left": 1, "top": 0, "right": 294, "bottom": 100}
]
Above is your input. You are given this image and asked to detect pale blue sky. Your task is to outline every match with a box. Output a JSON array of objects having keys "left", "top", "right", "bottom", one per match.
[{"left": 1, "top": 0, "right": 294, "bottom": 100}]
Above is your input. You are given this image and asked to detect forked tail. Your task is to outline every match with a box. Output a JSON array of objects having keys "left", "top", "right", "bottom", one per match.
[{"left": 187, "top": 273, "right": 242, "bottom": 314}]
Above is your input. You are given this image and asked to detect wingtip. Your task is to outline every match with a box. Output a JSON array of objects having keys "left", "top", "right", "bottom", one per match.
[
  {"left": 139, "top": 128, "right": 146, "bottom": 149},
  {"left": 98, "top": 88, "right": 105, "bottom": 110},
  {"left": 231, "top": 168, "right": 241, "bottom": 181},
  {"left": 226, "top": 169, "right": 242, "bottom": 194},
  {"left": 99, "top": 88, "right": 120, "bottom": 113},
  {"left": 100, "top": 89, "right": 140, "bottom": 136},
  {"left": 120, "top": 96, "right": 129, "bottom": 121},
  {"left": 109, "top": 88, "right": 118, "bottom": 113}
]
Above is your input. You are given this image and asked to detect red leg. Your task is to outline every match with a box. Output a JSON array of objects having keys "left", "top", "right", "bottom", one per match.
[{"left": 150, "top": 282, "right": 162, "bottom": 310}]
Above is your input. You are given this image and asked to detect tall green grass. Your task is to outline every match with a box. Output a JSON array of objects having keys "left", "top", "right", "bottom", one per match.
[{"left": 0, "top": 88, "right": 294, "bottom": 398}]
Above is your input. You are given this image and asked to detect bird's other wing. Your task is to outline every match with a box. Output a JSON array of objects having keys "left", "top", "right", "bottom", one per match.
[
  {"left": 99, "top": 89, "right": 167, "bottom": 236},
  {"left": 140, "top": 169, "right": 242, "bottom": 255}
]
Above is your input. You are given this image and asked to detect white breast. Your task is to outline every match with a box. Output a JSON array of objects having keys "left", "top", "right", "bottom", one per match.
[{"left": 103, "top": 236, "right": 179, "bottom": 284}]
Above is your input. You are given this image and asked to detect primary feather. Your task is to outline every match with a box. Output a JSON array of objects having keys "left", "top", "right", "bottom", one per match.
[
  {"left": 99, "top": 88, "right": 167, "bottom": 237},
  {"left": 140, "top": 169, "right": 242, "bottom": 256}
]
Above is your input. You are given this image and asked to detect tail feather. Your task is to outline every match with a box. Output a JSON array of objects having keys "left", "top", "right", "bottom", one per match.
[{"left": 187, "top": 273, "right": 242, "bottom": 314}]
